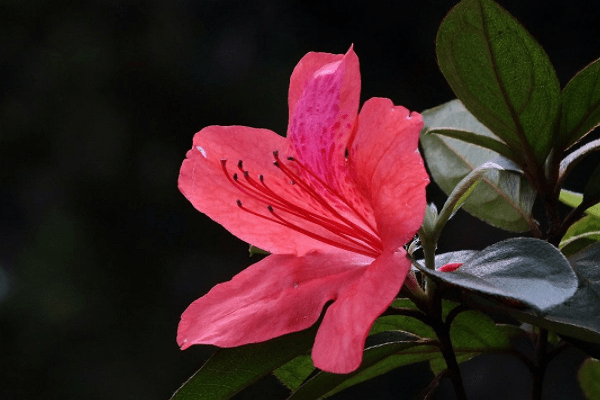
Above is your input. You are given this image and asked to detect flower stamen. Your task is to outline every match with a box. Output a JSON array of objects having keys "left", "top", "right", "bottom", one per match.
[{"left": 221, "top": 157, "right": 383, "bottom": 257}]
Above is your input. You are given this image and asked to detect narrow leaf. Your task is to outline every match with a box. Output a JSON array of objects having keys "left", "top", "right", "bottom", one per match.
[
  {"left": 559, "top": 189, "right": 600, "bottom": 218},
  {"left": 421, "top": 100, "right": 537, "bottom": 232},
  {"left": 427, "top": 128, "right": 517, "bottom": 162},
  {"left": 578, "top": 358, "right": 600, "bottom": 400},
  {"left": 288, "top": 302, "right": 514, "bottom": 399},
  {"left": 432, "top": 157, "right": 540, "bottom": 240},
  {"left": 274, "top": 355, "right": 314, "bottom": 391},
  {"left": 436, "top": 0, "right": 560, "bottom": 165},
  {"left": 171, "top": 326, "right": 317, "bottom": 400},
  {"left": 415, "top": 238, "right": 578, "bottom": 312},
  {"left": 560, "top": 215, "right": 600, "bottom": 257},
  {"left": 287, "top": 332, "right": 429, "bottom": 400},
  {"left": 560, "top": 57, "right": 600, "bottom": 149}
]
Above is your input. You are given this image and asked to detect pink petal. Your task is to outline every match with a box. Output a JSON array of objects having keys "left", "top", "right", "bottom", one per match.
[
  {"left": 311, "top": 249, "right": 411, "bottom": 373},
  {"left": 286, "top": 47, "right": 360, "bottom": 191},
  {"left": 177, "top": 251, "right": 372, "bottom": 349},
  {"left": 288, "top": 52, "right": 344, "bottom": 123},
  {"left": 179, "top": 125, "right": 373, "bottom": 256},
  {"left": 350, "top": 98, "right": 429, "bottom": 249}
]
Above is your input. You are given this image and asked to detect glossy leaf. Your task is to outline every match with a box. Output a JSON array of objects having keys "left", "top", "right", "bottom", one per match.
[
  {"left": 436, "top": 0, "right": 560, "bottom": 165},
  {"left": 171, "top": 326, "right": 317, "bottom": 400},
  {"left": 560, "top": 215, "right": 600, "bottom": 257},
  {"left": 421, "top": 100, "right": 537, "bottom": 232},
  {"left": 465, "top": 242, "right": 600, "bottom": 344},
  {"left": 578, "top": 358, "right": 600, "bottom": 400},
  {"left": 559, "top": 189, "right": 600, "bottom": 218},
  {"left": 415, "top": 238, "right": 578, "bottom": 312},
  {"left": 540, "top": 243, "right": 600, "bottom": 342},
  {"left": 560, "top": 57, "right": 600, "bottom": 150}
]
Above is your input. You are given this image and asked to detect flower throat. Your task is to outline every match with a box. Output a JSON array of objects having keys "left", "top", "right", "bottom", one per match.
[{"left": 220, "top": 151, "right": 382, "bottom": 258}]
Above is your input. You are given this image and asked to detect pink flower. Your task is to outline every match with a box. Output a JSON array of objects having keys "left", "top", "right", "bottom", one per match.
[{"left": 177, "top": 48, "right": 428, "bottom": 374}]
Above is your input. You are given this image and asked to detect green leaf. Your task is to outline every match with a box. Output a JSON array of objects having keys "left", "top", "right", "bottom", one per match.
[
  {"left": 249, "top": 245, "right": 269, "bottom": 257},
  {"left": 170, "top": 326, "right": 317, "bottom": 400},
  {"left": 427, "top": 128, "right": 517, "bottom": 163},
  {"left": 560, "top": 57, "right": 600, "bottom": 150},
  {"left": 287, "top": 303, "right": 515, "bottom": 399},
  {"left": 273, "top": 355, "right": 314, "bottom": 391},
  {"left": 273, "top": 307, "right": 433, "bottom": 393},
  {"left": 579, "top": 358, "right": 600, "bottom": 400},
  {"left": 421, "top": 100, "right": 537, "bottom": 232},
  {"left": 559, "top": 189, "right": 600, "bottom": 218},
  {"left": 429, "top": 310, "right": 511, "bottom": 374},
  {"left": 436, "top": 0, "right": 560, "bottom": 166},
  {"left": 560, "top": 215, "right": 600, "bottom": 257},
  {"left": 540, "top": 243, "right": 600, "bottom": 342},
  {"left": 415, "top": 238, "right": 578, "bottom": 312},
  {"left": 287, "top": 331, "right": 429, "bottom": 400}
]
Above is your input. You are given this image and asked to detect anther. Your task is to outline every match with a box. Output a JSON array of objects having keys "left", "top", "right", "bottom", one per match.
[
  {"left": 267, "top": 205, "right": 274, "bottom": 212},
  {"left": 220, "top": 159, "right": 227, "bottom": 166},
  {"left": 259, "top": 174, "right": 264, "bottom": 182},
  {"left": 287, "top": 156, "right": 295, "bottom": 161},
  {"left": 236, "top": 199, "right": 243, "bottom": 207},
  {"left": 233, "top": 173, "right": 238, "bottom": 181},
  {"left": 243, "top": 171, "right": 249, "bottom": 178},
  {"left": 237, "top": 160, "right": 243, "bottom": 169}
]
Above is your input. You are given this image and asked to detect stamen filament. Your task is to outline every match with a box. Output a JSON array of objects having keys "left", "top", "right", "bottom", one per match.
[
  {"left": 235, "top": 201, "right": 379, "bottom": 258},
  {"left": 221, "top": 156, "right": 383, "bottom": 257},
  {"left": 274, "top": 152, "right": 381, "bottom": 248},
  {"left": 288, "top": 156, "right": 379, "bottom": 234},
  {"left": 227, "top": 160, "right": 380, "bottom": 252}
]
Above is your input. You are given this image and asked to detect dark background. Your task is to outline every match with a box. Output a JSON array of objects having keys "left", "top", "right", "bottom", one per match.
[{"left": 2, "top": 0, "right": 599, "bottom": 399}]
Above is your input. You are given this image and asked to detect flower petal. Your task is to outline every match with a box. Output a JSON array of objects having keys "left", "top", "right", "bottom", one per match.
[
  {"left": 350, "top": 98, "right": 429, "bottom": 249},
  {"left": 288, "top": 52, "right": 344, "bottom": 123},
  {"left": 311, "top": 249, "right": 411, "bottom": 373},
  {"left": 286, "top": 47, "right": 360, "bottom": 190},
  {"left": 177, "top": 251, "right": 371, "bottom": 349},
  {"left": 179, "top": 125, "right": 374, "bottom": 256}
]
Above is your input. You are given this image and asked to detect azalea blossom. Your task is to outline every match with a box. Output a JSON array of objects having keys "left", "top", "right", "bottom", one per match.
[{"left": 177, "top": 48, "right": 428, "bottom": 374}]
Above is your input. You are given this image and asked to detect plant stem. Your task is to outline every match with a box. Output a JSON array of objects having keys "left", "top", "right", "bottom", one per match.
[
  {"left": 433, "top": 320, "right": 468, "bottom": 400},
  {"left": 531, "top": 329, "right": 548, "bottom": 400}
]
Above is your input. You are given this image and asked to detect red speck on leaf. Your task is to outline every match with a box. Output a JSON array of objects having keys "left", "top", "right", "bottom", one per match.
[
  {"left": 438, "top": 262, "right": 463, "bottom": 272},
  {"left": 177, "top": 47, "right": 429, "bottom": 374}
]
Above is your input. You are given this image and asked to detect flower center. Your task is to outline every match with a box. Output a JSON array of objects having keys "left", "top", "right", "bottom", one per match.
[{"left": 220, "top": 151, "right": 383, "bottom": 258}]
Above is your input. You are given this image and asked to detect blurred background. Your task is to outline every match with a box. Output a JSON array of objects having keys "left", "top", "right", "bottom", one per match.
[{"left": 2, "top": 0, "right": 599, "bottom": 399}]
